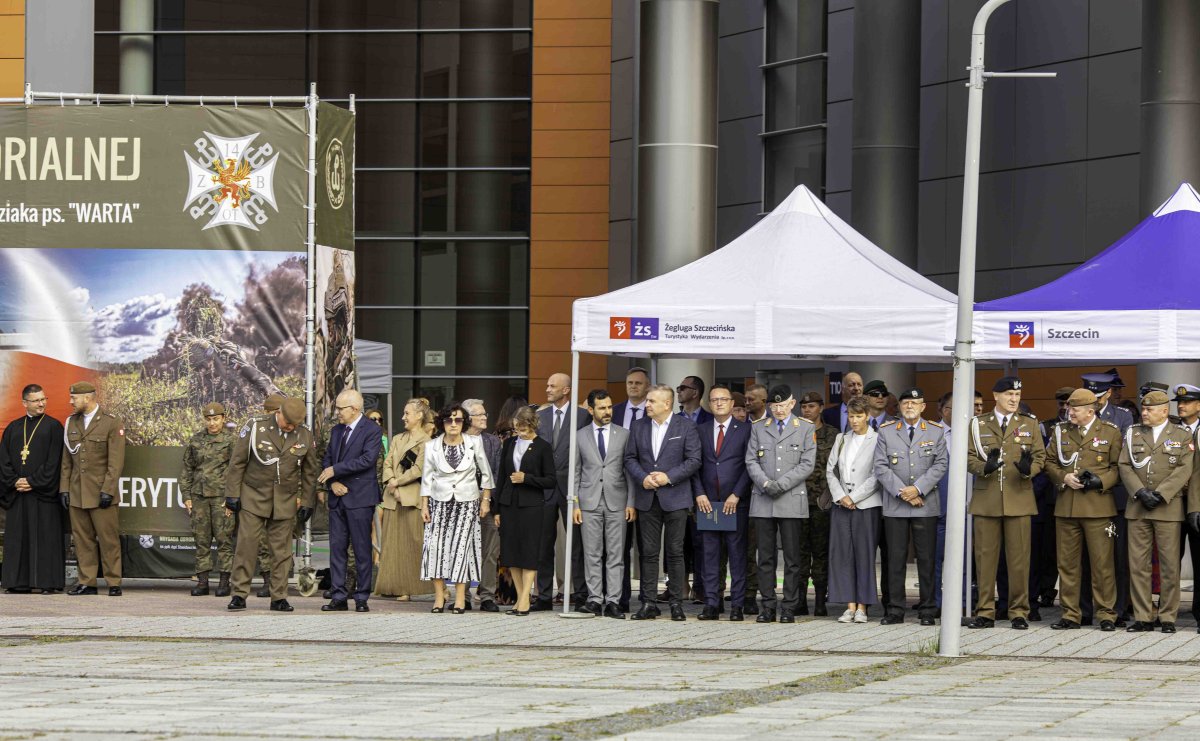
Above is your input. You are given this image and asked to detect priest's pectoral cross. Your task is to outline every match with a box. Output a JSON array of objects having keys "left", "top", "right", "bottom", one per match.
[{"left": 20, "top": 446, "right": 29, "bottom": 464}]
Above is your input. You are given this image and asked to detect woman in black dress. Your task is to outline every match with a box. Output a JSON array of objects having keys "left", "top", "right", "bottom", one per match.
[{"left": 494, "top": 406, "right": 556, "bottom": 615}]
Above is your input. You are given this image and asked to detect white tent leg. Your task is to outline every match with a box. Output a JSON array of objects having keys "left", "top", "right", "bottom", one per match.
[{"left": 559, "top": 350, "right": 592, "bottom": 618}]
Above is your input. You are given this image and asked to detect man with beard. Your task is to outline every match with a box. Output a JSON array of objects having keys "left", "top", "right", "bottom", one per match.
[{"left": 0, "top": 384, "right": 66, "bottom": 593}]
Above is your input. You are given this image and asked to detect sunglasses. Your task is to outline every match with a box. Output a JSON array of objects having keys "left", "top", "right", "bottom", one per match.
[
  {"left": 444, "top": 417, "right": 465, "bottom": 425},
  {"left": 677, "top": 385, "right": 697, "bottom": 392},
  {"left": 866, "top": 391, "right": 887, "bottom": 398}
]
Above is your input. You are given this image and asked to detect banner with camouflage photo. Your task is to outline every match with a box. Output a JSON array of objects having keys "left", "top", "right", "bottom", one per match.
[{"left": 0, "top": 102, "right": 354, "bottom": 577}]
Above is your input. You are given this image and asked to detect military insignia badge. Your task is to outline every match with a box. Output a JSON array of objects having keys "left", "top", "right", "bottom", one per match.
[
  {"left": 1169, "top": 456, "right": 1178, "bottom": 464},
  {"left": 889, "top": 454, "right": 899, "bottom": 465},
  {"left": 1105, "top": 520, "right": 1117, "bottom": 538},
  {"left": 757, "top": 448, "right": 765, "bottom": 458}
]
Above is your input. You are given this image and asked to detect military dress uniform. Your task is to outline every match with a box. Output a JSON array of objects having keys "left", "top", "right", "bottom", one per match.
[
  {"left": 966, "top": 378, "right": 1046, "bottom": 626},
  {"left": 60, "top": 382, "right": 127, "bottom": 595},
  {"left": 1043, "top": 390, "right": 1123, "bottom": 629},
  {"left": 1118, "top": 390, "right": 1194, "bottom": 631},
  {"left": 1173, "top": 384, "right": 1200, "bottom": 625},
  {"left": 226, "top": 399, "right": 318, "bottom": 607},
  {"left": 873, "top": 390, "right": 948, "bottom": 624},
  {"left": 798, "top": 414, "right": 838, "bottom": 616},
  {"left": 179, "top": 402, "right": 236, "bottom": 596},
  {"left": 245, "top": 394, "right": 285, "bottom": 596}
]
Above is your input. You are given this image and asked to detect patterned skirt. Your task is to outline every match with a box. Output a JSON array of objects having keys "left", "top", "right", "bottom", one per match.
[{"left": 420, "top": 498, "right": 481, "bottom": 583}]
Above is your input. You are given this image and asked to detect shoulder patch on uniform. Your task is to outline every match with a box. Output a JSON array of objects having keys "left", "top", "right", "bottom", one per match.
[
  {"left": 1019, "top": 412, "right": 1038, "bottom": 421},
  {"left": 759, "top": 416, "right": 773, "bottom": 424},
  {"left": 927, "top": 420, "right": 944, "bottom": 428},
  {"left": 1099, "top": 420, "right": 1120, "bottom": 430}
]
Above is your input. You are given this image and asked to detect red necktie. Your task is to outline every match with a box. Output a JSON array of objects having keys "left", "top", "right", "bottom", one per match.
[{"left": 716, "top": 423, "right": 725, "bottom": 455}]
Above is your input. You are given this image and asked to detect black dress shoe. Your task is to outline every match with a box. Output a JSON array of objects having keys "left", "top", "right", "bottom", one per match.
[
  {"left": 1099, "top": 620, "right": 1116, "bottom": 632},
  {"left": 670, "top": 603, "right": 686, "bottom": 621},
  {"left": 480, "top": 600, "right": 499, "bottom": 612},
  {"left": 1050, "top": 619, "right": 1080, "bottom": 630},
  {"left": 257, "top": 582, "right": 271, "bottom": 598},
  {"left": 779, "top": 609, "right": 795, "bottom": 624},
  {"left": 814, "top": 602, "right": 828, "bottom": 617},
  {"left": 618, "top": 602, "right": 630, "bottom": 613},
  {"left": 322, "top": 589, "right": 333, "bottom": 600},
  {"left": 796, "top": 602, "right": 809, "bottom": 616},
  {"left": 227, "top": 596, "right": 247, "bottom": 611},
  {"left": 270, "top": 599, "right": 294, "bottom": 612},
  {"left": 4, "top": 587, "right": 32, "bottom": 594},
  {"left": 355, "top": 600, "right": 370, "bottom": 612},
  {"left": 1081, "top": 616, "right": 1094, "bottom": 627},
  {"left": 744, "top": 599, "right": 758, "bottom": 615},
  {"left": 1028, "top": 607, "right": 1042, "bottom": 622},
  {"left": 67, "top": 584, "right": 97, "bottom": 596},
  {"left": 1126, "top": 621, "right": 1154, "bottom": 632},
  {"left": 581, "top": 601, "right": 603, "bottom": 616},
  {"left": 1011, "top": 617, "right": 1029, "bottom": 630},
  {"left": 530, "top": 599, "right": 554, "bottom": 612},
  {"left": 631, "top": 604, "right": 660, "bottom": 620},
  {"left": 108, "top": 587, "right": 122, "bottom": 597},
  {"left": 1116, "top": 617, "right": 1128, "bottom": 628},
  {"left": 920, "top": 616, "right": 936, "bottom": 626},
  {"left": 603, "top": 604, "right": 624, "bottom": 619},
  {"left": 756, "top": 608, "right": 777, "bottom": 624},
  {"left": 698, "top": 605, "right": 720, "bottom": 621},
  {"left": 728, "top": 607, "right": 744, "bottom": 622},
  {"left": 322, "top": 600, "right": 349, "bottom": 612},
  {"left": 967, "top": 616, "right": 994, "bottom": 629},
  {"left": 880, "top": 614, "right": 903, "bottom": 625},
  {"left": 995, "top": 608, "right": 1009, "bottom": 620},
  {"left": 1161, "top": 622, "right": 1177, "bottom": 634}
]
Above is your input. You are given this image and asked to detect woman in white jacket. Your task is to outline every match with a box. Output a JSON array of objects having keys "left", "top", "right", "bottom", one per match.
[
  {"left": 419, "top": 403, "right": 495, "bottom": 613},
  {"left": 826, "top": 397, "right": 882, "bottom": 623}
]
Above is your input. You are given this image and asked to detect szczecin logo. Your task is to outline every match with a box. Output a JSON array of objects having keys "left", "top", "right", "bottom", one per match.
[
  {"left": 183, "top": 131, "right": 281, "bottom": 230},
  {"left": 1008, "top": 321, "right": 1034, "bottom": 348},
  {"left": 610, "top": 317, "right": 659, "bottom": 340}
]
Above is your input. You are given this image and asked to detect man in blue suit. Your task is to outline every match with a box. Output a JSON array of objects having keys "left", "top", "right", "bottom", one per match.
[
  {"left": 319, "top": 389, "right": 382, "bottom": 612},
  {"left": 625, "top": 384, "right": 702, "bottom": 621},
  {"left": 693, "top": 383, "right": 752, "bottom": 621}
]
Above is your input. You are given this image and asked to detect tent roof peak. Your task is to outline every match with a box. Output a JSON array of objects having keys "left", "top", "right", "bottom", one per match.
[{"left": 1153, "top": 182, "right": 1200, "bottom": 217}]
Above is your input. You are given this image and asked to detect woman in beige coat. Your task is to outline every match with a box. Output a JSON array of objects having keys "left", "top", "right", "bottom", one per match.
[{"left": 374, "top": 398, "right": 435, "bottom": 599}]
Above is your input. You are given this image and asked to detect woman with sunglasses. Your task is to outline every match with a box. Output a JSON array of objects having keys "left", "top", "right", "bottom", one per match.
[
  {"left": 419, "top": 403, "right": 495, "bottom": 613},
  {"left": 376, "top": 400, "right": 434, "bottom": 601}
]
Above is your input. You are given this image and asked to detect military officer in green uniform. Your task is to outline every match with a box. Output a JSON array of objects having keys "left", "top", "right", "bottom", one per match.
[
  {"left": 1120, "top": 389, "right": 1194, "bottom": 633},
  {"left": 966, "top": 376, "right": 1046, "bottom": 629},
  {"left": 1044, "top": 389, "right": 1122, "bottom": 631},
  {"left": 180, "top": 402, "right": 236, "bottom": 597},
  {"left": 241, "top": 393, "right": 284, "bottom": 597},
  {"left": 226, "top": 397, "right": 318, "bottom": 612},
  {"left": 796, "top": 391, "right": 836, "bottom": 616}
]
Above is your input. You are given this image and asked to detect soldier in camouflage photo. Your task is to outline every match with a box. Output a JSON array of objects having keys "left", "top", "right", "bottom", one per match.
[
  {"left": 180, "top": 402, "right": 236, "bottom": 597},
  {"left": 797, "top": 391, "right": 836, "bottom": 616}
]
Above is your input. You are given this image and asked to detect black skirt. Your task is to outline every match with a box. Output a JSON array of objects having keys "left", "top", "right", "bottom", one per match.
[{"left": 498, "top": 502, "right": 543, "bottom": 570}]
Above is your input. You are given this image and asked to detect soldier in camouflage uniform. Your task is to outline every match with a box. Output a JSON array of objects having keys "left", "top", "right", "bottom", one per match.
[
  {"left": 180, "top": 402, "right": 236, "bottom": 596},
  {"left": 797, "top": 391, "right": 836, "bottom": 616}
]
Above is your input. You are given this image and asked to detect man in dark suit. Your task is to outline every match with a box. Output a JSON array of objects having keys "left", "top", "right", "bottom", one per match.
[
  {"left": 534, "top": 373, "right": 591, "bottom": 611},
  {"left": 319, "top": 389, "right": 382, "bottom": 612},
  {"left": 676, "top": 375, "right": 712, "bottom": 601},
  {"left": 625, "top": 384, "right": 702, "bottom": 620},
  {"left": 693, "top": 384, "right": 752, "bottom": 621},
  {"left": 821, "top": 371, "right": 863, "bottom": 432}
]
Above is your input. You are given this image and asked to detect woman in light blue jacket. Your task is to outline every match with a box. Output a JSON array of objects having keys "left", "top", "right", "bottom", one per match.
[{"left": 826, "top": 397, "right": 881, "bottom": 624}]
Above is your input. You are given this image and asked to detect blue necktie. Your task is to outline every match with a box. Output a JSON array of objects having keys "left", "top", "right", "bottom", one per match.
[
  {"left": 777, "top": 420, "right": 784, "bottom": 434},
  {"left": 597, "top": 427, "right": 606, "bottom": 460}
]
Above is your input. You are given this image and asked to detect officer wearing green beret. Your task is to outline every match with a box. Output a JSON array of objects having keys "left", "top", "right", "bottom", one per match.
[{"left": 180, "top": 402, "right": 236, "bottom": 597}]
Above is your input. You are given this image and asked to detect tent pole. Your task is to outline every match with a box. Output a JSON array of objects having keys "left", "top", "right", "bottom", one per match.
[
  {"left": 302, "top": 81, "right": 319, "bottom": 569},
  {"left": 559, "top": 351, "right": 591, "bottom": 618},
  {"left": 650, "top": 356, "right": 658, "bottom": 385}
]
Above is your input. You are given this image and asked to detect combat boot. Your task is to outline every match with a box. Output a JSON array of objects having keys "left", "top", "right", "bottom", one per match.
[
  {"left": 190, "top": 573, "right": 209, "bottom": 596},
  {"left": 256, "top": 573, "right": 271, "bottom": 598},
  {"left": 214, "top": 572, "right": 231, "bottom": 597}
]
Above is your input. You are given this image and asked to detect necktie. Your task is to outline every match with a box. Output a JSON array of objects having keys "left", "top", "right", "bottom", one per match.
[
  {"left": 632, "top": 407, "right": 640, "bottom": 423},
  {"left": 597, "top": 427, "right": 606, "bottom": 460},
  {"left": 339, "top": 426, "right": 351, "bottom": 460},
  {"left": 871, "top": 417, "right": 878, "bottom": 431},
  {"left": 1000, "top": 416, "right": 1008, "bottom": 436},
  {"left": 716, "top": 423, "right": 725, "bottom": 455},
  {"left": 553, "top": 409, "right": 563, "bottom": 444},
  {"left": 777, "top": 420, "right": 784, "bottom": 434},
  {"left": 908, "top": 426, "right": 914, "bottom": 443}
]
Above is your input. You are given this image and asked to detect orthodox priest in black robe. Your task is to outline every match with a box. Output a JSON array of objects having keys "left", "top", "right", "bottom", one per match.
[{"left": 0, "top": 384, "right": 66, "bottom": 593}]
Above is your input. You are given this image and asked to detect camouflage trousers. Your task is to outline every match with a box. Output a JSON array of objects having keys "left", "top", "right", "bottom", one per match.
[
  {"left": 798, "top": 507, "right": 832, "bottom": 601},
  {"left": 191, "top": 497, "right": 235, "bottom": 574}
]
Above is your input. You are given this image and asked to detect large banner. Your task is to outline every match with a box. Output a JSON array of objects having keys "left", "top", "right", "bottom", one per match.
[{"left": 0, "top": 102, "right": 354, "bottom": 577}]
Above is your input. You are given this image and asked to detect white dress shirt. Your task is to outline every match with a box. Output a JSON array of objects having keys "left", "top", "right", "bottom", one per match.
[
  {"left": 713, "top": 418, "right": 731, "bottom": 450},
  {"left": 1152, "top": 420, "right": 1168, "bottom": 443},
  {"left": 513, "top": 436, "right": 532, "bottom": 470},
  {"left": 621, "top": 401, "right": 646, "bottom": 429},
  {"left": 83, "top": 406, "right": 99, "bottom": 430},
  {"left": 651, "top": 417, "right": 671, "bottom": 459},
  {"left": 593, "top": 422, "right": 611, "bottom": 457}
]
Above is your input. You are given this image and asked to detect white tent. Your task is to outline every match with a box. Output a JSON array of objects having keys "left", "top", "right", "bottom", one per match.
[{"left": 571, "top": 185, "right": 958, "bottom": 361}]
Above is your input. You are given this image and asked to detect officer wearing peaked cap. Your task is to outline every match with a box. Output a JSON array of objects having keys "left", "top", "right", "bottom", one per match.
[
  {"left": 1082, "top": 371, "right": 1134, "bottom": 623},
  {"left": 965, "top": 376, "right": 1046, "bottom": 630},
  {"left": 745, "top": 384, "right": 816, "bottom": 624},
  {"left": 873, "top": 388, "right": 947, "bottom": 625}
]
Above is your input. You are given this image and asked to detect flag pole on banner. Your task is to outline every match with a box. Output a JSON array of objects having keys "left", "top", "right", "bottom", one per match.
[{"left": 301, "top": 81, "right": 320, "bottom": 583}]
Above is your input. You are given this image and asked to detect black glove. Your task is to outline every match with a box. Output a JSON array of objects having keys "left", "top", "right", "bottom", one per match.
[
  {"left": 224, "top": 496, "right": 241, "bottom": 513},
  {"left": 1079, "top": 470, "right": 1103, "bottom": 491},
  {"left": 1188, "top": 511, "right": 1200, "bottom": 534},
  {"left": 98, "top": 492, "right": 113, "bottom": 509},
  {"left": 1149, "top": 491, "right": 1167, "bottom": 508},
  {"left": 1134, "top": 488, "right": 1160, "bottom": 510},
  {"left": 296, "top": 506, "right": 313, "bottom": 524},
  {"left": 983, "top": 449, "right": 1002, "bottom": 476},
  {"left": 398, "top": 449, "right": 418, "bottom": 472},
  {"left": 1015, "top": 448, "right": 1033, "bottom": 477},
  {"left": 60, "top": 493, "right": 70, "bottom": 509}
]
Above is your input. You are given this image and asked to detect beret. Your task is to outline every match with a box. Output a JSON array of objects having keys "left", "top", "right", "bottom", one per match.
[
  {"left": 263, "top": 393, "right": 284, "bottom": 412},
  {"left": 863, "top": 379, "right": 888, "bottom": 395},
  {"left": 280, "top": 397, "right": 306, "bottom": 425},
  {"left": 1142, "top": 390, "right": 1170, "bottom": 407},
  {"left": 1067, "top": 389, "right": 1097, "bottom": 407},
  {"left": 768, "top": 384, "right": 793, "bottom": 404},
  {"left": 897, "top": 388, "right": 924, "bottom": 402},
  {"left": 993, "top": 376, "right": 1022, "bottom": 393},
  {"left": 69, "top": 381, "right": 96, "bottom": 394}
]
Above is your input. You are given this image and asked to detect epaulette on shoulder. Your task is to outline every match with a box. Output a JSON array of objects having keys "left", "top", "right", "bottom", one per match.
[
  {"left": 927, "top": 420, "right": 944, "bottom": 428},
  {"left": 794, "top": 416, "right": 814, "bottom": 427},
  {"left": 1099, "top": 419, "right": 1120, "bottom": 430},
  {"left": 759, "top": 416, "right": 773, "bottom": 424},
  {"left": 1019, "top": 411, "right": 1038, "bottom": 420}
]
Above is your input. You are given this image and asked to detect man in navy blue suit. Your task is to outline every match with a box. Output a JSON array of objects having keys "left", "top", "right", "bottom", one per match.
[
  {"left": 625, "top": 384, "right": 702, "bottom": 621},
  {"left": 693, "top": 384, "right": 752, "bottom": 621},
  {"left": 319, "top": 389, "right": 382, "bottom": 612}
]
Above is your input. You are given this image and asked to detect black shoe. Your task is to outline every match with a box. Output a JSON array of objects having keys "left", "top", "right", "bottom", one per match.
[
  {"left": 1116, "top": 617, "right": 1128, "bottom": 628},
  {"left": 920, "top": 616, "right": 936, "bottom": 626},
  {"left": 530, "top": 598, "right": 554, "bottom": 612},
  {"left": 814, "top": 601, "right": 827, "bottom": 617},
  {"left": 1050, "top": 619, "right": 1080, "bottom": 630},
  {"left": 779, "top": 609, "right": 795, "bottom": 624},
  {"left": 1038, "top": 591, "right": 1056, "bottom": 608},
  {"left": 796, "top": 601, "right": 809, "bottom": 616},
  {"left": 214, "top": 572, "right": 231, "bottom": 598},
  {"left": 756, "top": 608, "right": 777, "bottom": 624},
  {"left": 505, "top": 608, "right": 529, "bottom": 616},
  {"left": 322, "top": 600, "right": 349, "bottom": 612},
  {"left": 227, "top": 596, "right": 247, "bottom": 611},
  {"left": 656, "top": 588, "right": 670, "bottom": 603},
  {"left": 1100, "top": 620, "right": 1116, "bottom": 632},
  {"left": 1081, "top": 616, "right": 1094, "bottom": 626},
  {"left": 967, "top": 617, "right": 994, "bottom": 629},
  {"left": 191, "top": 579, "right": 210, "bottom": 596},
  {"left": 581, "top": 601, "right": 603, "bottom": 616},
  {"left": 698, "top": 605, "right": 720, "bottom": 621},
  {"left": 631, "top": 604, "right": 660, "bottom": 620},
  {"left": 257, "top": 580, "right": 271, "bottom": 598},
  {"left": 480, "top": 600, "right": 499, "bottom": 613},
  {"left": 729, "top": 607, "right": 744, "bottom": 622},
  {"left": 355, "top": 600, "right": 370, "bottom": 612},
  {"left": 880, "top": 614, "right": 903, "bottom": 625},
  {"left": 670, "top": 603, "right": 686, "bottom": 621},
  {"left": 618, "top": 602, "right": 630, "bottom": 613},
  {"left": 67, "top": 584, "right": 97, "bottom": 596},
  {"left": 108, "top": 587, "right": 122, "bottom": 597},
  {"left": 744, "top": 599, "right": 758, "bottom": 615},
  {"left": 603, "top": 604, "right": 624, "bottom": 619},
  {"left": 4, "top": 587, "right": 32, "bottom": 594},
  {"left": 1161, "top": 622, "right": 1177, "bottom": 634},
  {"left": 1011, "top": 617, "right": 1028, "bottom": 630},
  {"left": 1126, "top": 621, "right": 1154, "bottom": 632},
  {"left": 464, "top": 600, "right": 472, "bottom": 611},
  {"left": 322, "top": 589, "right": 333, "bottom": 600},
  {"left": 270, "top": 599, "right": 294, "bottom": 612},
  {"left": 1028, "top": 607, "right": 1042, "bottom": 622}
]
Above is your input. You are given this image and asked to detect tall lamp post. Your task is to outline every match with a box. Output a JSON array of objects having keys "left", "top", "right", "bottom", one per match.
[{"left": 939, "top": 0, "right": 1056, "bottom": 657}]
